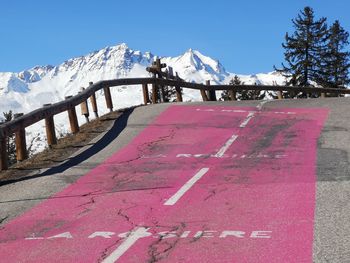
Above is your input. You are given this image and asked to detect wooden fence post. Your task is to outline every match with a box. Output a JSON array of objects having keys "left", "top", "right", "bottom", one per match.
[
  {"left": 65, "top": 96, "right": 79, "bottom": 134},
  {"left": 206, "top": 80, "right": 217, "bottom": 101},
  {"left": 43, "top": 104, "right": 57, "bottom": 148},
  {"left": 79, "top": 88, "right": 90, "bottom": 123},
  {"left": 277, "top": 90, "right": 283, "bottom": 99},
  {"left": 162, "top": 69, "right": 170, "bottom": 102},
  {"left": 229, "top": 90, "right": 237, "bottom": 101},
  {"left": 320, "top": 92, "right": 326, "bottom": 98},
  {"left": 272, "top": 81, "right": 283, "bottom": 100},
  {"left": 175, "top": 86, "right": 183, "bottom": 102},
  {"left": 103, "top": 86, "right": 113, "bottom": 112},
  {"left": 200, "top": 89, "right": 209, "bottom": 101},
  {"left": 89, "top": 82, "right": 99, "bottom": 118},
  {"left": 142, "top": 84, "right": 150, "bottom": 105},
  {"left": 168, "top": 67, "right": 174, "bottom": 79},
  {"left": 152, "top": 73, "right": 158, "bottom": 104},
  {"left": 168, "top": 67, "right": 183, "bottom": 102},
  {"left": 156, "top": 59, "right": 166, "bottom": 102},
  {"left": 14, "top": 113, "right": 27, "bottom": 162},
  {"left": 0, "top": 135, "right": 8, "bottom": 171}
]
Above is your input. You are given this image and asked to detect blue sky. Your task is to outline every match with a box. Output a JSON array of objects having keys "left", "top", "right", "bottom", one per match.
[{"left": 0, "top": 1, "right": 349, "bottom": 74}]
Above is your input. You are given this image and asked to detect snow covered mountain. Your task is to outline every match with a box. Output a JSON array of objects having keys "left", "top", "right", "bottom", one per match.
[
  {"left": 0, "top": 43, "right": 286, "bottom": 154},
  {"left": 0, "top": 43, "right": 287, "bottom": 113}
]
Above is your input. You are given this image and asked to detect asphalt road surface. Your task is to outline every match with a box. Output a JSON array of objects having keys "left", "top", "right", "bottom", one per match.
[{"left": 0, "top": 99, "right": 350, "bottom": 262}]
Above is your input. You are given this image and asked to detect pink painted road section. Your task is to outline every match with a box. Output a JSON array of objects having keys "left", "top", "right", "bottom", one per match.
[{"left": 0, "top": 105, "right": 328, "bottom": 262}]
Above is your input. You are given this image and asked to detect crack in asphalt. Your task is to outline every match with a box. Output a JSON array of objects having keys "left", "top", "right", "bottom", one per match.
[
  {"left": 77, "top": 208, "right": 91, "bottom": 217},
  {"left": 107, "top": 129, "right": 176, "bottom": 167},
  {"left": 204, "top": 189, "right": 217, "bottom": 201},
  {"left": 148, "top": 239, "right": 180, "bottom": 263},
  {"left": 117, "top": 208, "right": 137, "bottom": 228},
  {"left": 76, "top": 197, "right": 95, "bottom": 208},
  {"left": 110, "top": 155, "right": 144, "bottom": 166},
  {"left": 0, "top": 187, "right": 164, "bottom": 204},
  {"left": 147, "top": 223, "right": 186, "bottom": 263},
  {"left": 144, "top": 130, "right": 176, "bottom": 148},
  {"left": 97, "top": 238, "right": 123, "bottom": 263},
  {"left": 81, "top": 189, "right": 104, "bottom": 197}
]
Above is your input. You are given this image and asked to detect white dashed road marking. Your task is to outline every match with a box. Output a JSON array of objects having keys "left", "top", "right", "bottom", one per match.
[
  {"left": 164, "top": 168, "right": 210, "bottom": 206},
  {"left": 239, "top": 112, "right": 255, "bottom": 128},
  {"left": 213, "top": 134, "right": 239, "bottom": 158}
]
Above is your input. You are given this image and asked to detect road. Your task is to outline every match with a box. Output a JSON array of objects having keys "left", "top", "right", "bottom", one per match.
[{"left": 1, "top": 99, "right": 350, "bottom": 262}]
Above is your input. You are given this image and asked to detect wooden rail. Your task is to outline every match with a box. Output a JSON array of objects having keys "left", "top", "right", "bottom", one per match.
[{"left": 0, "top": 59, "right": 349, "bottom": 171}]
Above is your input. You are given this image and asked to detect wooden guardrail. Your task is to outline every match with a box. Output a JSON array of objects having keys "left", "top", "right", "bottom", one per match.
[{"left": 0, "top": 58, "right": 349, "bottom": 171}]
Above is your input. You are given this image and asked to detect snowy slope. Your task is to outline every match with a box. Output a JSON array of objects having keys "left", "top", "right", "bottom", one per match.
[
  {"left": 162, "top": 49, "right": 228, "bottom": 84},
  {"left": 0, "top": 43, "right": 286, "bottom": 154}
]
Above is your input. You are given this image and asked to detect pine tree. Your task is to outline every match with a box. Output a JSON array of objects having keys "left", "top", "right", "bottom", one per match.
[
  {"left": 276, "top": 7, "right": 328, "bottom": 91},
  {"left": 237, "top": 82, "right": 265, "bottom": 101},
  {"left": 149, "top": 85, "right": 178, "bottom": 103},
  {"left": 3, "top": 111, "right": 16, "bottom": 165},
  {"left": 221, "top": 75, "right": 242, "bottom": 101},
  {"left": 162, "top": 85, "right": 178, "bottom": 102},
  {"left": 321, "top": 20, "right": 350, "bottom": 89},
  {"left": 223, "top": 76, "right": 266, "bottom": 101}
]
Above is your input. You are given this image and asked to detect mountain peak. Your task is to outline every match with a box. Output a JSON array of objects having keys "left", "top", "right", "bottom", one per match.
[
  {"left": 113, "top": 43, "right": 129, "bottom": 51},
  {"left": 162, "top": 48, "right": 228, "bottom": 82},
  {"left": 183, "top": 48, "right": 204, "bottom": 58}
]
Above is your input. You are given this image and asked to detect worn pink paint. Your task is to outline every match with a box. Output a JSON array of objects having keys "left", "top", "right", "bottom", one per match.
[{"left": 0, "top": 105, "right": 328, "bottom": 262}]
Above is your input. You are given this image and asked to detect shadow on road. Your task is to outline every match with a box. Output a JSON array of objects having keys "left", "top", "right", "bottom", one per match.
[{"left": 0, "top": 108, "right": 135, "bottom": 187}]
